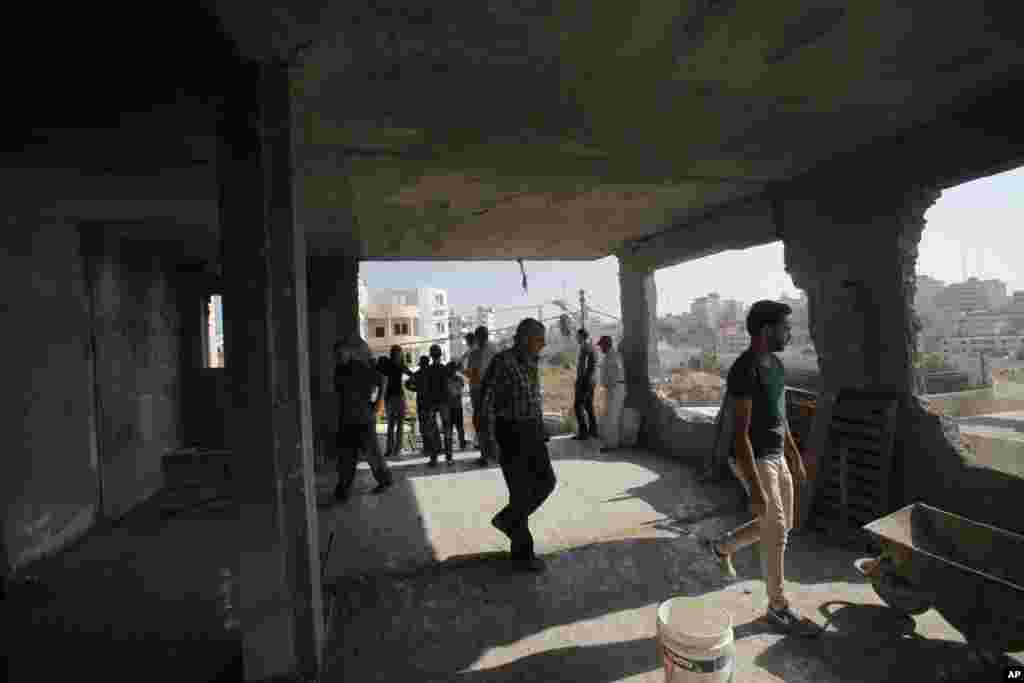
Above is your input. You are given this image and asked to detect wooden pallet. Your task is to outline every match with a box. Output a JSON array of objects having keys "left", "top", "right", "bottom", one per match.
[{"left": 810, "top": 390, "right": 899, "bottom": 548}]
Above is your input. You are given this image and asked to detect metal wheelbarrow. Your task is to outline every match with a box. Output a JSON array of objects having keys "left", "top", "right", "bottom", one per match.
[{"left": 859, "top": 502, "right": 1024, "bottom": 655}]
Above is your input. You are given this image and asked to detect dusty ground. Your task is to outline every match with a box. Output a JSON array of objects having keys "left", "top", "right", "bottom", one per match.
[{"left": 319, "top": 439, "right": 1024, "bottom": 682}]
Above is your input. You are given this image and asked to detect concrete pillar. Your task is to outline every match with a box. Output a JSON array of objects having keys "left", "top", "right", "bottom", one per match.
[
  {"left": 618, "top": 256, "right": 661, "bottom": 413},
  {"left": 309, "top": 252, "right": 361, "bottom": 396},
  {"left": 780, "top": 182, "right": 1024, "bottom": 534},
  {"left": 219, "top": 60, "right": 324, "bottom": 680}
]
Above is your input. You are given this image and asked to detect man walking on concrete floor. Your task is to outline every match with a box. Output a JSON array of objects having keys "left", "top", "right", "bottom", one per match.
[
  {"left": 701, "top": 300, "right": 817, "bottom": 635},
  {"left": 332, "top": 335, "right": 393, "bottom": 502},
  {"left": 480, "top": 318, "right": 556, "bottom": 572},
  {"left": 467, "top": 325, "right": 499, "bottom": 466},
  {"left": 573, "top": 328, "right": 598, "bottom": 440}
]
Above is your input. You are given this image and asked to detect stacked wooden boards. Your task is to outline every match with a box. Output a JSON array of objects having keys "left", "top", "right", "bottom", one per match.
[{"left": 810, "top": 389, "right": 901, "bottom": 545}]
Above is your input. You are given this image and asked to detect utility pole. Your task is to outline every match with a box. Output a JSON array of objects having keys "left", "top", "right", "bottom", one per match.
[{"left": 579, "top": 289, "right": 586, "bottom": 331}]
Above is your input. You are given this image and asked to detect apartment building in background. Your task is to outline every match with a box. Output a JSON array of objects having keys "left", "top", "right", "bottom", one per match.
[
  {"left": 690, "top": 293, "right": 721, "bottom": 329},
  {"left": 935, "top": 277, "right": 1009, "bottom": 313},
  {"left": 367, "top": 287, "right": 452, "bottom": 362},
  {"left": 358, "top": 276, "right": 368, "bottom": 341},
  {"left": 915, "top": 274, "right": 947, "bottom": 318}
]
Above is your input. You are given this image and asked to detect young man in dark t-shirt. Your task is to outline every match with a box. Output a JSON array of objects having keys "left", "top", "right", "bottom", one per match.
[{"left": 701, "top": 300, "right": 817, "bottom": 636}]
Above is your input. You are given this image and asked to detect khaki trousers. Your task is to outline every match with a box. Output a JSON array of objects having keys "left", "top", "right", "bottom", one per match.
[{"left": 719, "top": 455, "right": 794, "bottom": 608}]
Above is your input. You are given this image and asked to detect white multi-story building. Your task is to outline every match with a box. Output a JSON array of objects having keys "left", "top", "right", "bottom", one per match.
[
  {"left": 961, "top": 311, "right": 1014, "bottom": 337},
  {"left": 935, "top": 277, "right": 1009, "bottom": 313},
  {"left": 475, "top": 305, "right": 497, "bottom": 334},
  {"left": 368, "top": 287, "right": 452, "bottom": 361},
  {"left": 915, "top": 274, "right": 946, "bottom": 318},
  {"left": 358, "top": 277, "right": 369, "bottom": 340},
  {"left": 691, "top": 293, "right": 721, "bottom": 329},
  {"left": 719, "top": 299, "right": 745, "bottom": 324},
  {"left": 941, "top": 334, "right": 1024, "bottom": 356}
]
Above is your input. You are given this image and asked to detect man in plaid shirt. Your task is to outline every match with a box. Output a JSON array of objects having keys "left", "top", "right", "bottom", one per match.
[{"left": 479, "top": 318, "right": 556, "bottom": 572}]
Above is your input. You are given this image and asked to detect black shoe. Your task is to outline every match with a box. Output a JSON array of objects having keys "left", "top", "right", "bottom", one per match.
[
  {"left": 492, "top": 514, "right": 512, "bottom": 539},
  {"left": 511, "top": 555, "right": 546, "bottom": 573},
  {"left": 427, "top": 458, "right": 438, "bottom": 467},
  {"left": 446, "top": 455, "right": 455, "bottom": 465},
  {"left": 372, "top": 478, "right": 394, "bottom": 494},
  {"left": 571, "top": 434, "right": 586, "bottom": 440},
  {"left": 766, "top": 604, "right": 821, "bottom": 637}
]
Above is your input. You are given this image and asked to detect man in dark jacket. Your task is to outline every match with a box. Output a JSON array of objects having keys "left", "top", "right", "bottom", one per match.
[
  {"left": 446, "top": 360, "right": 467, "bottom": 451},
  {"left": 378, "top": 345, "right": 414, "bottom": 457},
  {"left": 573, "top": 328, "right": 598, "bottom": 440},
  {"left": 422, "top": 344, "right": 453, "bottom": 465},
  {"left": 407, "top": 356, "right": 439, "bottom": 462},
  {"left": 333, "top": 335, "right": 393, "bottom": 502}
]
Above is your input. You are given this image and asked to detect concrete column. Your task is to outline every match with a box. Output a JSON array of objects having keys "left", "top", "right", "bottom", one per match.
[
  {"left": 780, "top": 182, "right": 1024, "bottom": 534},
  {"left": 219, "top": 60, "right": 323, "bottom": 681},
  {"left": 617, "top": 257, "right": 660, "bottom": 411}
]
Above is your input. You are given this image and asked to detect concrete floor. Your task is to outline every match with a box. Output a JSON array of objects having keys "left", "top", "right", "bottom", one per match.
[
  {"left": 8, "top": 439, "right": 1020, "bottom": 682},
  {"left": 320, "top": 437, "right": 1024, "bottom": 682},
  {"left": 6, "top": 489, "right": 241, "bottom": 682}
]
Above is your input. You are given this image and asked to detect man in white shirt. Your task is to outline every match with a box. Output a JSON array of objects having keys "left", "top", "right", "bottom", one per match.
[
  {"left": 596, "top": 336, "right": 625, "bottom": 452},
  {"left": 466, "top": 325, "right": 499, "bottom": 465}
]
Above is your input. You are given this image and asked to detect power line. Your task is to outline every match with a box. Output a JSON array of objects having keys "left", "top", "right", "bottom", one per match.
[
  {"left": 584, "top": 305, "right": 621, "bottom": 322},
  {"left": 371, "top": 313, "right": 568, "bottom": 350}
]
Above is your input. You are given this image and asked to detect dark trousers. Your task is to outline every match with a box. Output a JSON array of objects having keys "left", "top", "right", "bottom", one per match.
[
  {"left": 448, "top": 397, "right": 466, "bottom": 448},
  {"left": 493, "top": 418, "right": 557, "bottom": 559},
  {"left": 336, "top": 422, "right": 391, "bottom": 497},
  {"left": 420, "top": 403, "right": 451, "bottom": 458},
  {"left": 574, "top": 381, "right": 597, "bottom": 437},
  {"left": 385, "top": 395, "right": 406, "bottom": 457}
]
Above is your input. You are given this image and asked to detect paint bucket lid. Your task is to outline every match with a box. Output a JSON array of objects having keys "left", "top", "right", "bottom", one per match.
[{"left": 657, "top": 597, "right": 733, "bottom": 652}]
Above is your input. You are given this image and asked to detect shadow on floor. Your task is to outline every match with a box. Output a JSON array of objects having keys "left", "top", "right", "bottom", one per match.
[
  {"left": 750, "top": 601, "right": 1019, "bottom": 682},
  {"left": 5, "top": 490, "right": 242, "bottom": 682},
  {"left": 322, "top": 527, "right": 884, "bottom": 682}
]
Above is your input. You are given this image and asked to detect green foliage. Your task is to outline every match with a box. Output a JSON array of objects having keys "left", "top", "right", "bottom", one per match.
[
  {"left": 701, "top": 351, "right": 720, "bottom": 372},
  {"left": 914, "top": 351, "right": 950, "bottom": 371}
]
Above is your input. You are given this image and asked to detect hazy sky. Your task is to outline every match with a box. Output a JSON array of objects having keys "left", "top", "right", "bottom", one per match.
[{"left": 361, "top": 166, "right": 1024, "bottom": 333}]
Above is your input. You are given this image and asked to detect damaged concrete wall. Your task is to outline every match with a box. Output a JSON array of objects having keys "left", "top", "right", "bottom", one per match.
[
  {"left": 781, "top": 182, "right": 1024, "bottom": 535},
  {"left": 86, "top": 230, "right": 184, "bottom": 521},
  {"left": 2, "top": 219, "right": 100, "bottom": 571},
  {"left": 618, "top": 257, "right": 717, "bottom": 459}
]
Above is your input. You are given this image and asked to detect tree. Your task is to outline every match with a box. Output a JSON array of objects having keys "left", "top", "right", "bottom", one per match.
[
  {"left": 914, "top": 351, "right": 949, "bottom": 371},
  {"left": 701, "top": 351, "right": 721, "bottom": 373}
]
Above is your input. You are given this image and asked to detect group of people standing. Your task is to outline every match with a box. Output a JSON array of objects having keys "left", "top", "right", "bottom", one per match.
[
  {"left": 331, "top": 326, "right": 501, "bottom": 498},
  {"left": 329, "top": 300, "right": 821, "bottom": 625},
  {"left": 571, "top": 329, "right": 628, "bottom": 451}
]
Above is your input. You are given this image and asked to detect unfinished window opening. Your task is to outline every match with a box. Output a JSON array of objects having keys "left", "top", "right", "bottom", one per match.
[
  {"left": 375, "top": 326, "right": 386, "bottom": 338},
  {"left": 204, "top": 294, "right": 225, "bottom": 368}
]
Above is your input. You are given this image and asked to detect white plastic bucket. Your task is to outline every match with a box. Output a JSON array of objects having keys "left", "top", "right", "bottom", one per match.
[{"left": 656, "top": 597, "right": 735, "bottom": 683}]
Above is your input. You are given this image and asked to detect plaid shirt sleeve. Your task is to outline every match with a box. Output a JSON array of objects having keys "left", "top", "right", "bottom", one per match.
[{"left": 480, "top": 350, "right": 544, "bottom": 430}]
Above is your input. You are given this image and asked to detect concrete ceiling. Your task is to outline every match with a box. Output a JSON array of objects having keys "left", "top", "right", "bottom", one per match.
[
  {"left": 7, "top": 3, "right": 1024, "bottom": 266},
  {"left": 210, "top": 1, "right": 1024, "bottom": 261}
]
